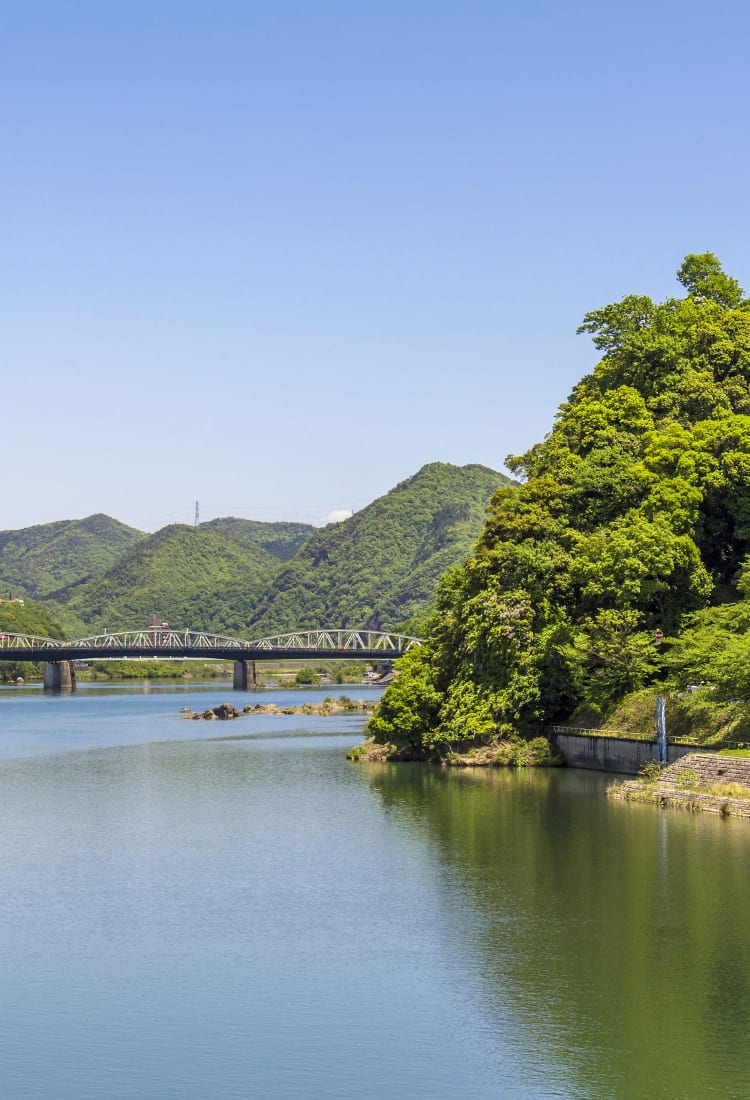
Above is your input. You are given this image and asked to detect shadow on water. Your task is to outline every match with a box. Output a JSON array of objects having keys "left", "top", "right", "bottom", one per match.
[{"left": 359, "top": 761, "right": 750, "bottom": 1100}]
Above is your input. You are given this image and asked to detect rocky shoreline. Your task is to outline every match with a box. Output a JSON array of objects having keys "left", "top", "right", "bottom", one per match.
[{"left": 180, "top": 697, "right": 376, "bottom": 721}]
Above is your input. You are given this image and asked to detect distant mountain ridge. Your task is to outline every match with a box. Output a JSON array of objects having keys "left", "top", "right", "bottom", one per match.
[
  {"left": 241, "top": 463, "right": 513, "bottom": 636},
  {"left": 0, "top": 464, "right": 513, "bottom": 637},
  {"left": 51, "top": 520, "right": 315, "bottom": 635},
  {"left": 202, "top": 518, "right": 315, "bottom": 562},
  {"left": 0, "top": 514, "right": 145, "bottom": 599}
]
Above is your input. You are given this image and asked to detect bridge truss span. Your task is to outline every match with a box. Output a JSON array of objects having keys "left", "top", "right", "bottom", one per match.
[
  {"left": 65, "top": 629, "right": 253, "bottom": 652},
  {"left": 248, "top": 629, "right": 422, "bottom": 653},
  {"left": 0, "top": 628, "right": 423, "bottom": 662},
  {"left": 0, "top": 632, "right": 65, "bottom": 650},
  {"left": 0, "top": 627, "right": 423, "bottom": 693}
]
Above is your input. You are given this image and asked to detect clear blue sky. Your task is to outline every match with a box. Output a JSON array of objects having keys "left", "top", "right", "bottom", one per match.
[{"left": 3, "top": 0, "right": 750, "bottom": 531}]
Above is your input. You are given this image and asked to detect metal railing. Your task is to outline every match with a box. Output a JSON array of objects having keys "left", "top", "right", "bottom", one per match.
[{"left": 549, "top": 725, "right": 730, "bottom": 749}]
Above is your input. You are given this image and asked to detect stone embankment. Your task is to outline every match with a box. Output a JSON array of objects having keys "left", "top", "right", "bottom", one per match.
[
  {"left": 180, "top": 698, "right": 375, "bottom": 721},
  {"left": 608, "top": 752, "right": 750, "bottom": 817}
]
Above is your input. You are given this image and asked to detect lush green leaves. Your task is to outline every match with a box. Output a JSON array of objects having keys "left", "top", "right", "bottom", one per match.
[
  {"left": 371, "top": 255, "right": 750, "bottom": 753},
  {"left": 676, "top": 252, "right": 744, "bottom": 308}
]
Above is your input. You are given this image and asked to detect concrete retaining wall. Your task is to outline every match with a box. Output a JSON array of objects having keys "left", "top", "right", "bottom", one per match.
[{"left": 550, "top": 731, "right": 714, "bottom": 775}]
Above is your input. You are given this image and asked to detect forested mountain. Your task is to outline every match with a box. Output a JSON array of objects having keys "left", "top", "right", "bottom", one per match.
[
  {"left": 370, "top": 254, "right": 750, "bottom": 755},
  {"left": 202, "top": 518, "right": 313, "bottom": 561},
  {"left": 51, "top": 522, "right": 305, "bottom": 634},
  {"left": 243, "top": 463, "right": 513, "bottom": 636},
  {"left": 3, "top": 467, "right": 509, "bottom": 639},
  {"left": 0, "top": 514, "right": 144, "bottom": 599}
]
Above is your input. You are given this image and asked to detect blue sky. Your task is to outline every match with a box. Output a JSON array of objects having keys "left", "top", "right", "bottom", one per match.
[{"left": 3, "top": 0, "right": 750, "bottom": 531}]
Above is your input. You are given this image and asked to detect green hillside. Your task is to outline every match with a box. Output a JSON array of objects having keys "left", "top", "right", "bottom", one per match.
[
  {"left": 370, "top": 254, "right": 750, "bottom": 756},
  {"left": 243, "top": 463, "right": 513, "bottom": 636},
  {"left": 0, "top": 514, "right": 144, "bottom": 599},
  {"left": 6, "top": 469, "right": 510, "bottom": 640},
  {"left": 202, "top": 518, "right": 313, "bottom": 561},
  {"left": 54, "top": 523, "right": 288, "bottom": 634}
]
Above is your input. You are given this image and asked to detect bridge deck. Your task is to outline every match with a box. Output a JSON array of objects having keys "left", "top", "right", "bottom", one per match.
[{"left": 0, "top": 646, "right": 405, "bottom": 663}]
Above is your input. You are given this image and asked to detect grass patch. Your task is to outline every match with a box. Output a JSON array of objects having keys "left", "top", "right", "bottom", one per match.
[{"left": 704, "top": 781, "right": 750, "bottom": 798}]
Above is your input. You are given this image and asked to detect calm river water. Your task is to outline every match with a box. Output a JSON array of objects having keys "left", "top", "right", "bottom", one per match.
[{"left": 0, "top": 682, "right": 748, "bottom": 1099}]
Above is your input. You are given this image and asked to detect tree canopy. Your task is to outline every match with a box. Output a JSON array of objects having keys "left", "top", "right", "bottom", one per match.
[{"left": 370, "top": 254, "right": 750, "bottom": 753}]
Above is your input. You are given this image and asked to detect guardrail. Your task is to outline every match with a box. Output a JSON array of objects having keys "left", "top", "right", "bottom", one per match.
[
  {"left": 548, "top": 724, "right": 638, "bottom": 739},
  {"left": 548, "top": 726, "right": 709, "bottom": 748}
]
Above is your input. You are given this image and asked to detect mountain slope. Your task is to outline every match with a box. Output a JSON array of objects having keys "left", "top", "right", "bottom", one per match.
[
  {"left": 202, "top": 518, "right": 314, "bottom": 561},
  {"left": 54, "top": 523, "right": 288, "bottom": 633},
  {"left": 13, "top": 468, "right": 511, "bottom": 638},
  {"left": 0, "top": 514, "right": 145, "bottom": 599},
  {"left": 243, "top": 463, "right": 513, "bottom": 636}
]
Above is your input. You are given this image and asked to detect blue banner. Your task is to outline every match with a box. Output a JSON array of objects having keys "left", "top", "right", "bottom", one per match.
[{"left": 656, "top": 695, "right": 667, "bottom": 764}]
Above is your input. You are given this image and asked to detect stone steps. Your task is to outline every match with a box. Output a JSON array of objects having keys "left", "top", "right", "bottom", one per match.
[
  {"left": 609, "top": 752, "right": 750, "bottom": 817},
  {"left": 666, "top": 752, "right": 750, "bottom": 788}
]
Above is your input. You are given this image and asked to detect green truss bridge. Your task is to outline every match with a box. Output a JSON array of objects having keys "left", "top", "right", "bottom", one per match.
[{"left": 0, "top": 628, "right": 423, "bottom": 691}]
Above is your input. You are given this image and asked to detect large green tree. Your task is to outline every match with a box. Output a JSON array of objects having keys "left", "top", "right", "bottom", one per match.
[{"left": 370, "top": 254, "right": 750, "bottom": 755}]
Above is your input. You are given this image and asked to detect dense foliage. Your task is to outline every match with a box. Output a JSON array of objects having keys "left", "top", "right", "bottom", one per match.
[
  {"left": 371, "top": 255, "right": 750, "bottom": 754},
  {"left": 243, "top": 463, "right": 512, "bottom": 636},
  {"left": 0, "top": 514, "right": 144, "bottom": 599},
  {"left": 201, "top": 518, "right": 313, "bottom": 561},
  {"left": 52, "top": 523, "right": 295, "bottom": 634}
]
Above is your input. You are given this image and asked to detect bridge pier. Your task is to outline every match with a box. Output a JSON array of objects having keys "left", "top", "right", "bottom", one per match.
[
  {"left": 43, "top": 661, "right": 76, "bottom": 694},
  {"left": 233, "top": 659, "right": 257, "bottom": 691}
]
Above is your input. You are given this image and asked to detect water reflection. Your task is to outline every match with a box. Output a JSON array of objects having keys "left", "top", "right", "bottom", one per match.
[
  {"left": 361, "top": 762, "right": 750, "bottom": 1099},
  {"left": 1, "top": 685, "right": 748, "bottom": 1099}
]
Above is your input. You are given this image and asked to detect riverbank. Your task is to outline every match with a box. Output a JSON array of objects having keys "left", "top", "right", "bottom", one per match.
[
  {"left": 347, "top": 735, "right": 560, "bottom": 767},
  {"left": 357, "top": 685, "right": 750, "bottom": 772},
  {"left": 608, "top": 753, "right": 750, "bottom": 817}
]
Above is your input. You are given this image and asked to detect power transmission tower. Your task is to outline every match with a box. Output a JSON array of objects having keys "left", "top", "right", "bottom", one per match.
[{"left": 194, "top": 500, "right": 200, "bottom": 527}]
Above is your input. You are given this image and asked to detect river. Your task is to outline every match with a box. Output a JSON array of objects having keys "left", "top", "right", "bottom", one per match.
[{"left": 0, "top": 681, "right": 748, "bottom": 1098}]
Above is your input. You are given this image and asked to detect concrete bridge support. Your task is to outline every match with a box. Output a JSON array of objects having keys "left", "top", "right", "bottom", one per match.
[
  {"left": 43, "top": 661, "right": 76, "bottom": 693},
  {"left": 233, "top": 659, "right": 257, "bottom": 691}
]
